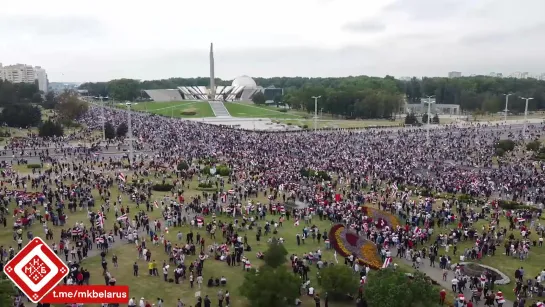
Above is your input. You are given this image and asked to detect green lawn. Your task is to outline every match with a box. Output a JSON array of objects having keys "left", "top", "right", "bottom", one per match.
[
  {"left": 224, "top": 102, "right": 302, "bottom": 119},
  {"left": 131, "top": 101, "right": 215, "bottom": 118}
]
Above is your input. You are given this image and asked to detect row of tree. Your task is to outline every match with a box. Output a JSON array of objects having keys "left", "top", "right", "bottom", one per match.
[{"left": 79, "top": 75, "right": 545, "bottom": 118}]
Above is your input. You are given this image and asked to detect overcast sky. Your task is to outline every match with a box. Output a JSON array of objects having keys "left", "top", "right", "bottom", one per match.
[{"left": 1, "top": 0, "right": 544, "bottom": 82}]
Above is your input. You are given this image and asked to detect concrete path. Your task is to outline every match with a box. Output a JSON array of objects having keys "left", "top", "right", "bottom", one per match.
[{"left": 394, "top": 249, "right": 514, "bottom": 306}]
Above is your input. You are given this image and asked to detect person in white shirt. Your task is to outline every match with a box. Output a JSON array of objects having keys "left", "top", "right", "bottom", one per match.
[
  {"left": 308, "top": 286, "right": 315, "bottom": 296},
  {"left": 139, "top": 298, "right": 145, "bottom": 307},
  {"left": 128, "top": 297, "right": 136, "bottom": 307}
]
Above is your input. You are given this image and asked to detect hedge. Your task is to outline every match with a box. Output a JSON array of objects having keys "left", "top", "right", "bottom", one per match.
[
  {"left": 196, "top": 187, "right": 218, "bottom": 192},
  {"left": 216, "top": 165, "right": 231, "bottom": 176},
  {"left": 495, "top": 139, "right": 515, "bottom": 152},
  {"left": 177, "top": 161, "right": 189, "bottom": 171},
  {"left": 27, "top": 164, "right": 41, "bottom": 169},
  {"left": 498, "top": 200, "right": 541, "bottom": 212},
  {"left": 152, "top": 183, "right": 174, "bottom": 192},
  {"left": 278, "top": 109, "right": 287, "bottom": 113},
  {"left": 181, "top": 111, "right": 196, "bottom": 116},
  {"left": 198, "top": 182, "right": 214, "bottom": 189}
]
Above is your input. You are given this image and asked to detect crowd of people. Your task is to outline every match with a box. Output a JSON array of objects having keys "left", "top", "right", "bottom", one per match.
[{"left": 1, "top": 104, "right": 544, "bottom": 307}]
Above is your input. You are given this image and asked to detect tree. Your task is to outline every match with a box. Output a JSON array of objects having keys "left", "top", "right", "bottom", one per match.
[
  {"left": 107, "top": 79, "right": 141, "bottom": 101},
  {"left": 0, "top": 273, "right": 17, "bottom": 307},
  {"left": 104, "top": 122, "right": 116, "bottom": 140},
  {"left": 273, "top": 94, "right": 282, "bottom": 107},
  {"left": 404, "top": 113, "right": 418, "bottom": 125},
  {"left": 263, "top": 238, "right": 288, "bottom": 268},
  {"left": 364, "top": 270, "right": 437, "bottom": 307},
  {"left": 240, "top": 266, "right": 300, "bottom": 307},
  {"left": 43, "top": 91, "right": 57, "bottom": 109},
  {"left": 320, "top": 265, "right": 359, "bottom": 301},
  {"left": 0, "top": 104, "right": 42, "bottom": 127},
  {"left": 55, "top": 92, "right": 89, "bottom": 122},
  {"left": 421, "top": 113, "right": 429, "bottom": 124},
  {"left": 177, "top": 161, "right": 189, "bottom": 171},
  {"left": 32, "top": 92, "right": 43, "bottom": 103},
  {"left": 432, "top": 114, "right": 440, "bottom": 124},
  {"left": 116, "top": 123, "right": 128, "bottom": 138},
  {"left": 252, "top": 92, "right": 266, "bottom": 105},
  {"left": 38, "top": 120, "right": 64, "bottom": 137}
]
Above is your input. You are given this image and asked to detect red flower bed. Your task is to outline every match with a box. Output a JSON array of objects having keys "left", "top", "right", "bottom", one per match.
[{"left": 329, "top": 224, "right": 381, "bottom": 269}]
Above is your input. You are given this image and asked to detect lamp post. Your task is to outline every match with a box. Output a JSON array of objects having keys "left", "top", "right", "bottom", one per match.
[
  {"left": 311, "top": 96, "right": 321, "bottom": 132},
  {"left": 520, "top": 97, "right": 533, "bottom": 138},
  {"left": 424, "top": 95, "right": 435, "bottom": 145},
  {"left": 126, "top": 102, "right": 134, "bottom": 164},
  {"left": 502, "top": 93, "right": 511, "bottom": 121},
  {"left": 99, "top": 96, "right": 106, "bottom": 142}
]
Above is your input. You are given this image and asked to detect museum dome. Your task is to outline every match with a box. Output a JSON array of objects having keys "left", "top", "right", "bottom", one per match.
[{"left": 232, "top": 75, "right": 257, "bottom": 88}]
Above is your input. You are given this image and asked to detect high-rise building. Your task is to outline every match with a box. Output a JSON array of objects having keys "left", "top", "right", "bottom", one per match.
[
  {"left": 0, "top": 63, "right": 48, "bottom": 92},
  {"left": 448, "top": 71, "right": 462, "bottom": 78},
  {"left": 34, "top": 66, "right": 49, "bottom": 93}
]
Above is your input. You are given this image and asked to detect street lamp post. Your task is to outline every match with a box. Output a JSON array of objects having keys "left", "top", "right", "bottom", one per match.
[
  {"left": 311, "top": 96, "right": 321, "bottom": 132},
  {"left": 502, "top": 93, "right": 511, "bottom": 121},
  {"left": 424, "top": 95, "right": 434, "bottom": 145},
  {"left": 126, "top": 102, "right": 134, "bottom": 164},
  {"left": 520, "top": 97, "right": 534, "bottom": 138},
  {"left": 99, "top": 96, "right": 106, "bottom": 142}
]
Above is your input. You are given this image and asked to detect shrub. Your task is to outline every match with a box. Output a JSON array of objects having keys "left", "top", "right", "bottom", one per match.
[
  {"left": 457, "top": 194, "right": 474, "bottom": 203},
  {"left": 302, "top": 124, "right": 308, "bottom": 129},
  {"left": 321, "top": 265, "right": 359, "bottom": 301},
  {"left": 216, "top": 165, "right": 231, "bottom": 176},
  {"left": 27, "top": 164, "right": 41, "bottom": 169},
  {"left": 299, "top": 168, "right": 311, "bottom": 178},
  {"left": 201, "top": 166, "right": 211, "bottom": 175},
  {"left": 152, "top": 183, "right": 174, "bottom": 191},
  {"left": 38, "top": 120, "right": 64, "bottom": 137},
  {"left": 315, "top": 170, "right": 331, "bottom": 180},
  {"left": 526, "top": 140, "right": 541, "bottom": 151},
  {"left": 495, "top": 139, "right": 515, "bottom": 152},
  {"left": 497, "top": 200, "right": 541, "bottom": 212},
  {"left": 286, "top": 122, "right": 292, "bottom": 125},
  {"left": 181, "top": 111, "right": 197, "bottom": 116},
  {"left": 495, "top": 148, "right": 505, "bottom": 157},
  {"left": 198, "top": 182, "right": 214, "bottom": 189},
  {"left": 177, "top": 161, "right": 189, "bottom": 171},
  {"left": 278, "top": 109, "right": 287, "bottom": 113}
]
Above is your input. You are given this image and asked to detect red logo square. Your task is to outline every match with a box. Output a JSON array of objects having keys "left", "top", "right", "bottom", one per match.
[{"left": 4, "top": 237, "right": 69, "bottom": 303}]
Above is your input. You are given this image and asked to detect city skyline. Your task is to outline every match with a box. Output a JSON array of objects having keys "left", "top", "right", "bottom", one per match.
[{"left": 1, "top": 0, "right": 544, "bottom": 82}]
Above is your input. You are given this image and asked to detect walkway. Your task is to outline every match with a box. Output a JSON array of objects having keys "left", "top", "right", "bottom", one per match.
[
  {"left": 208, "top": 101, "right": 231, "bottom": 117},
  {"left": 394, "top": 249, "right": 514, "bottom": 306}
]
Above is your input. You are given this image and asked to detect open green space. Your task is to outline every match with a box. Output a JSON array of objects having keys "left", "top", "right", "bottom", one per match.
[
  {"left": 224, "top": 102, "right": 302, "bottom": 119},
  {"left": 130, "top": 101, "right": 215, "bottom": 118}
]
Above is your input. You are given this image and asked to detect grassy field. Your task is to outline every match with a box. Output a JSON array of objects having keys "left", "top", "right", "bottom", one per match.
[
  {"left": 277, "top": 119, "right": 404, "bottom": 129},
  {"left": 224, "top": 102, "right": 303, "bottom": 119},
  {"left": 4, "top": 163, "right": 543, "bottom": 306},
  {"left": 129, "top": 101, "right": 215, "bottom": 118}
]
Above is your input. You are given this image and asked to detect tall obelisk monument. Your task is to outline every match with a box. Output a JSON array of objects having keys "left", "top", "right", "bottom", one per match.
[{"left": 209, "top": 42, "right": 216, "bottom": 100}]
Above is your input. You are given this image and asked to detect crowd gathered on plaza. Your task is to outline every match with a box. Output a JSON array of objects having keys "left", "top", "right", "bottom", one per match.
[{"left": 1, "top": 105, "right": 545, "bottom": 307}]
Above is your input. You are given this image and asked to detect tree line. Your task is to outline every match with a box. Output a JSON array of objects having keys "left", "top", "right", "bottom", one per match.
[{"left": 79, "top": 75, "right": 545, "bottom": 118}]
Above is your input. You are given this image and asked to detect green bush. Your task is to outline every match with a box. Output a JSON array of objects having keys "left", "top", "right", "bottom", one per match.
[
  {"left": 302, "top": 124, "right": 308, "bottom": 129},
  {"left": 497, "top": 200, "right": 541, "bottom": 212},
  {"left": 526, "top": 140, "right": 541, "bottom": 151},
  {"left": 315, "top": 170, "right": 331, "bottom": 180},
  {"left": 27, "top": 164, "right": 41, "bottom": 169},
  {"left": 495, "top": 139, "right": 515, "bottom": 152},
  {"left": 152, "top": 183, "right": 174, "bottom": 192},
  {"left": 216, "top": 165, "right": 231, "bottom": 176},
  {"left": 495, "top": 148, "right": 505, "bottom": 157},
  {"left": 286, "top": 122, "right": 292, "bottom": 125},
  {"left": 198, "top": 182, "right": 213, "bottom": 189},
  {"left": 201, "top": 166, "right": 211, "bottom": 175},
  {"left": 177, "top": 161, "right": 189, "bottom": 171},
  {"left": 321, "top": 265, "right": 359, "bottom": 301},
  {"left": 181, "top": 111, "right": 197, "bottom": 116},
  {"left": 299, "top": 168, "right": 311, "bottom": 178},
  {"left": 38, "top": 120, "right": 64, "bottom": 137},
  {"left": 278, "top": 109, "right": 287, "bottom": 113},
  {"left": 457, "top": 194, "right": 474, "bottom": 203}
]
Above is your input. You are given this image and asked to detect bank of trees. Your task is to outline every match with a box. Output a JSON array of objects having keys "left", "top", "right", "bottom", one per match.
[{"left": 79, "top": 75, "right": 545, "bottom": 118}]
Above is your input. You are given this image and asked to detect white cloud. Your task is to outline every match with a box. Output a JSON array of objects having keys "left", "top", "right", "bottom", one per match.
[{"left": 1, "top": 0, "right": 544, "bottom": 82}]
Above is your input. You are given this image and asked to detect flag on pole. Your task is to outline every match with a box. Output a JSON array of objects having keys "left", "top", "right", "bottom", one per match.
[
  {"left": 382, "top": 256, "right": 392, "bottom": 269},
  {"left": 118, "top": 173, "right": 126, "bottom": 182},
  {"left": 154, "top": 201, "right": 159, "bottom": 208},
  {"left": 196, "top": 216, "right": 204, "bottom": 227},
  {"left": 117, "top": 214, "right": 128, "bottom": 221},
  {"left": 97, "top": 211, "right": 105, "bottom": 228}
]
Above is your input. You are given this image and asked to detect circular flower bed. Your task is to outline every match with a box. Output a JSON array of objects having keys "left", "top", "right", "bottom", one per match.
[
  {"left": 361, "top": 206, "right": 400, "bottom": 229},
  {"left": 329, "top": 224, "right": 382, "bottom": 269},
  {"left": 451, "top": 262, "right": 510, "bottom": 285}
]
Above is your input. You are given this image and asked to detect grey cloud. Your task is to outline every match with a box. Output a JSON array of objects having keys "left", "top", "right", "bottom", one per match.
[
  {"left": 0, "top": 15, "right": 104, "bottom": 38},
  {"left": 342, "top": 20, "right": 386, "bottom": 33},
  {"left": 383, "top": 0, "right": 474, "bottom": 20},
  {"left": 459, "top": 22, "right": 545, "bottom": 45}
]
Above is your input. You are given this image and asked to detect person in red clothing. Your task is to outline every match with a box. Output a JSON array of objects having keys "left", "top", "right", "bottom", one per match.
[
  {"left": 440, "top": 289, "right": 446, "bottom": 305},
  {"left": 467, "top": 300, "right": 473, "bottom": 307}
]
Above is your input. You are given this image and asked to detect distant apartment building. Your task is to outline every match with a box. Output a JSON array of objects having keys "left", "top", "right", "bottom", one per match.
[
  {"left": 0, "top": 63, "right": 48, "bottom": 93},
  {"left": 448, "top": 71, "right": 462, "bottom": 78}
]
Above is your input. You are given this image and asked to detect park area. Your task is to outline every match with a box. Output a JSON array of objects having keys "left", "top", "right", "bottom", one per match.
[
  {"left": 2, "top": 156, "right": 544, "bottom": 307},
  {"left": 125, "top": 101, "right": 215, "bottom": 118}
]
